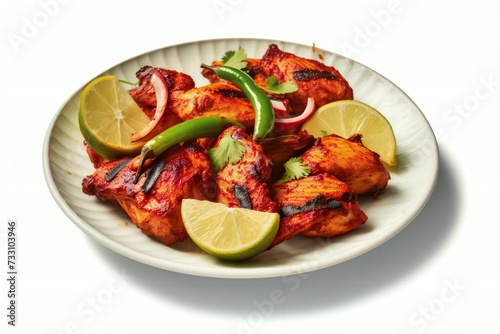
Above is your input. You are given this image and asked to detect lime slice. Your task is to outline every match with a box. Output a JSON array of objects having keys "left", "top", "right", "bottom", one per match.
[
  {"left": 301, "top": 100, "right": 397, "bottom": 166},
  {"left": 181, "top": 199, "right": 280, "bottom": 260},
  {"left": 78, "top": 75, "right": 151, "bottom": 159}
]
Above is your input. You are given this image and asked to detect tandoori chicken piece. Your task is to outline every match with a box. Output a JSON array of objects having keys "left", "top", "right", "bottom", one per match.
[
  {"left": 269, "top": 173, "right": 367, "bottom": 248},
  {"left": 169, "top": 81, "right": 291, "bottom": 136},
  {"left": 128, "top": 65, "right": 196, "bottom": 133},
  {"left": 169, "top": 82, "right": 256, "bottom": 129},
  {"left": 212, "top": 126, "right": 278, "bottom": 213},
  {"left": 260, "top": 130, "right": 316, "bottom": 181},
  {"left": 129, "top": 65, "right": 196, "bottom": 116},
  {"left": 81, "top": 145, "right": 217, "bottom": 246},
  {"left": 259, "top": 44, "right": 354, "bottom": 114},
  {"left": 301, "top": 134, "right": 390, "bottom": 196}
]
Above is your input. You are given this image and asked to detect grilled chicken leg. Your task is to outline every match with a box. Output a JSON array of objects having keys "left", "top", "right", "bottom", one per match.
[
  {"left": 82, "top": 146, "right": 216, "bottom": 246},
  {"left": 259, "top": 44, "right": 354, "bottom": 114},
  {"left": 212, "top": 126, "right": 278, "bottom": 213},
  {"left": 270, "top": 173, "right": 367, "bottom": 248},
  {"left": 301, "top": 134, "right": 390, "bottom": 196}
]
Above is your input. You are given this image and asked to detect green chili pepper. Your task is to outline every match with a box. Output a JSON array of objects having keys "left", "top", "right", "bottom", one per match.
[
  {"left": 134, "top": 116, "right": 244, "bottom": 182},
  {"left": 201, "top": 64, "right": 275, "bottom": 141}
]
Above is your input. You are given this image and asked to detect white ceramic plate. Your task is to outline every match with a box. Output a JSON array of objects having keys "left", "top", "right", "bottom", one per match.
[{"left": 43, "top": 38, "right": 438, "bottom": 279}]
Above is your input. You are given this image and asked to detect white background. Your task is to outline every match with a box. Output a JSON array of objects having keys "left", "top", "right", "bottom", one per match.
[{"left": 1, "top": 0, "right": 499, "bottom": 333}]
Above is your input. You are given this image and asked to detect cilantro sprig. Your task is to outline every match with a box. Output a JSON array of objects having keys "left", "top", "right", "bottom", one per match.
[
  {"left": 221, "top": 48, "right": 248, "bottom": 69},
  {"left": 208, "top": 134, "right": 246, "bottom": 172},
  {"left": 276, "top": 157, "right": 311, "bottom": 185},
  {"left": 259, "top": 76, "right": 298, "bottom": 94}
]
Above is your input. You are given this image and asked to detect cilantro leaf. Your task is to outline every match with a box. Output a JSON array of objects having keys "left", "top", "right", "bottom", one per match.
[
  {"left": 276, "top": 157, "right": 311, "bottom": 185},
  {"left": 221, "top": 48, "right": 248, "bottom": 70},
  {"left": 208, "top": 134, "right": 246, "bottom": 172},
  {"left": 259, "top": 76, "right": 298, "bottom": 94}
]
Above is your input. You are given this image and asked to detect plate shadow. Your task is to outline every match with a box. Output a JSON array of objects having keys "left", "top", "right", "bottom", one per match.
[{"left": 91, "top": 148, "right": 459, "bottom": 316}]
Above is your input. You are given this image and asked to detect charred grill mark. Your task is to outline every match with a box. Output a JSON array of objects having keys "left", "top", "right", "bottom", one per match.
[
  {"left": 232, "top": 184, "right": 252, "bottom": 209},
  {"left": 246, "top": 66, "right": 261, "bottom": 78},
  {"left": 105, "top": 158, "right": 131, "bottom": 182},
  {"left": 141, "top": 158, "right": 166, "bottom": 194},
  {"left": 293, "top": 69, "right": 336, "bottom": 81},
  {"left": 217, "top": 88, "right": 247, "bottom": 99},
  {"left": 164, "top": 76, "right": 175, "bottom": 91},
  {"left": 251, "top": 164, "right": 265, "bottom": 184},
  {"left": 280, "top": 195, "right": 342, "bottom": 217}
]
